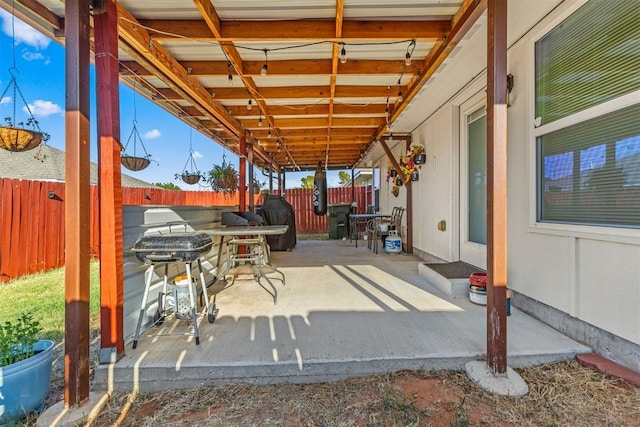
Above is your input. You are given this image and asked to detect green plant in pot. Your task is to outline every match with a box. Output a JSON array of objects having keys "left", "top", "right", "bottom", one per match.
[
  {"left": 207, "top": 155, "right": 239, "bottom": 196},
  {"left": 0, "top": 312, "right": 54, "bottom": 425}
]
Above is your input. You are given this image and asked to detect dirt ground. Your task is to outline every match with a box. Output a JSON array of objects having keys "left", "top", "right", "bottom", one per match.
[{"left": 77, "top": 359, "right": 639, "bottom": 427}]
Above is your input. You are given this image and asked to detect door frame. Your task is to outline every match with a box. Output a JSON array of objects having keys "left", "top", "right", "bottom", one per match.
[{"left": 459, "top": 92, "right": 487, "bottom": 269}]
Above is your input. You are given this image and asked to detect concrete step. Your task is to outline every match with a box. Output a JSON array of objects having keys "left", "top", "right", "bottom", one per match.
[{"left": 418, "top": 263, "right": 469, "bottom": 297}]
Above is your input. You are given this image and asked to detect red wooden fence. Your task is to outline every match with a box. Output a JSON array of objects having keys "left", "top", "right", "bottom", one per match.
[
  {"left": 283, "top": 186, "right": 370, "bottom": 234},
  {"left": 0, "top": 178, "right": 369, "bottom": 281}
]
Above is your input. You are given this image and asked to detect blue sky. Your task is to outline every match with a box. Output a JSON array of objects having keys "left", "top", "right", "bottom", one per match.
[{"left": 0, "top": 10, "right": 341, "bottom": 189}]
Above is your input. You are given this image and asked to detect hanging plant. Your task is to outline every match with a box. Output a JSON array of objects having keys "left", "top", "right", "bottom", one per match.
[
  {"left": 0, "top": 117, "right": 49, "bottom": 152},
  {"left": 174, "top": 129, "right": 204, "bottom": 185},
  {"left": 399, "top": 155, "right": 417, "bottom": 183},
  {"left": 121, "top": 89, "right": 156, "bottom": 171},
  {"left": 410, "top": 144, "right": 426, "bottom": 165},
  {"left": 121, "top": 119, "right": 157, "bottom": 171},
  {"left": 386, "top": 161, "right": 398, "bottom": 181},
  {"left": 121, "top": 154, "right": 153, "bottom": 171},
  {"left": 0, "top": 69, "right": 50, "bottom": 153},
  {"left": 207, "top": 154, "right": 239, "bottom": 195},
  {"left": 0, "top": 8, "right": 50, "bottom": 154},
  {"left": 178, "top": 172, "right": 203, "bottom": 185}
]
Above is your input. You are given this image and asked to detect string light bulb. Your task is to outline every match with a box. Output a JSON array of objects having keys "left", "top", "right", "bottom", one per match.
[
  {"left": 260, "top": 49, "right": 269, "bottom": 77},
  {"left": 340, "top": 43, "right": 347, "bottom": 64},
  {"left": 227, "top": 61, "right": 233, "bottom": 85},
  {"left": 397, "top": 79, "right": 404, "bottom": 103},
  {"left": 258, "top": 113, "right": 263, "bottom": 127},
  {"left": 247, "top": 99, "right": 253, "bottom": 110},
  {"left": 405, "top": 40, "right": 416, "bottom": 67}
]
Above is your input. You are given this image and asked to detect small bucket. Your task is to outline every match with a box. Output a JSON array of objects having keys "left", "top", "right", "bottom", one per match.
[
  {"left": 469, "top": 285, "right": 487, "bottom": 305},
  {"left": 173, "top": 275, "right": 194, "bottom": 319}
]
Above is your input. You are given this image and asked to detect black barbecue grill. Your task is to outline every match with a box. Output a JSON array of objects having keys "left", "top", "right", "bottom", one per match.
[
  {"left": 132, "top": 232, "right": 213, "bottom": 263},
  {"left": 130, "top": 222, "right": 217, "bottom": 348}
]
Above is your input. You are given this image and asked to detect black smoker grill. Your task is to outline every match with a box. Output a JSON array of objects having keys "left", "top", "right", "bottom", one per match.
[{"left": 131, "top": 224, "right": 217, "bottom": 348}]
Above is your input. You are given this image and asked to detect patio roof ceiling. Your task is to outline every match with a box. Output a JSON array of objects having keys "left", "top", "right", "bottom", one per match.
[{"left": 1, "top": 0, "right": 486, "bottom": 172}]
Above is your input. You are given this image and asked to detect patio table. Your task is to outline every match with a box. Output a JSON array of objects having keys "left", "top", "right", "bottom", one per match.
[
  {"left": 203, "top": 225, "right": 288, "bottom": 303},
  {"left": 349, "top": 213, "right": 391, "bottom": 248}
]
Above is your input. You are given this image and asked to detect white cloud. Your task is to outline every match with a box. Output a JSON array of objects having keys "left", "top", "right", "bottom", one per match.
[
  {"left": 21, "top": 50, "right": 45, "bottom": 62},
  {"left": 0, "top": 10, "right": 50, "bottom": 49},
  {"left": 23, "top": 100, "right": 63, "bottom": 117},
  {"left": 143, "top": 129, "right": 161, "bottom": 140},
  {"left": 0, "top": 96, "right": 10, "bottom": 105},
  {"left": 192, "top": 151, "right": 203, "bottom": 159}
]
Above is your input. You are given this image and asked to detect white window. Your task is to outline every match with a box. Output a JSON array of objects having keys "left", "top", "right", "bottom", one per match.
[{"left": 535, "top": 0, "right": 640, "bottom": 229}]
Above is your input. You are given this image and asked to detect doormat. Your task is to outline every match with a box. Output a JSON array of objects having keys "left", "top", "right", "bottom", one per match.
[{"left": 423, "top": 261, "right": 484, "bottom": 279}]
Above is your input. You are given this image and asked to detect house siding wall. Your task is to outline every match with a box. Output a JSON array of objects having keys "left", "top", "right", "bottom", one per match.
[{"left": 376, "top": 0, "right": 640, "bottom": 356}]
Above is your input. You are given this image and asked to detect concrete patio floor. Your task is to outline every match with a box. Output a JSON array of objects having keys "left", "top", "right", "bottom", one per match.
[{"left": 93, "top": 239, "right": 590, "bottom": 393}]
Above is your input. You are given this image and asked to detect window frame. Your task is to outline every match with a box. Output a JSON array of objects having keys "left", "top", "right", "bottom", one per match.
[{"left": 527, "top": 0, "right": 640, "bottom": 244}]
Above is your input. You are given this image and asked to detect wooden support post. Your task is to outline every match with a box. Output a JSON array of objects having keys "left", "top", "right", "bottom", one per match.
[
  {"left": 64, "top": 0, "right": 91, "bottom": 406},
  {"left": 239, "top": 134, "right": 247, "bottom": 212},
  {"left": 248, "top": 143, "right": 255, "bottom": 212},
  {"left": 351, "top": 168, "right": 355, "bottom": 204},
  {"left": 486, "top": 0, "right": 508, "bottom": 375},
  {"left": 379, "top": 137, "right": 408, "bottom": 183},
  {"left": 268, "top": 164, "right": 273, "bottom": 193},
  {"left": 94, "top": 0, "right": 124, "bottom": 360},
  {"left": 281, "top": 171, "right": 286, "bottom": 196},
  {"left": 404, "top": 138, "right": 413, "bottom": 255}
]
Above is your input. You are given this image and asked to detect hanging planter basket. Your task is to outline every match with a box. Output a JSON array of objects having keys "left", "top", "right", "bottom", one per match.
[
  {"left": 411, "top": 171, "right": 420, "bottom": 181},
  {"left": 390, "top": 169, "right": 398, "bottom": 178},
  {"left": 0, "top": 126, "right": 45, "bottom": 152},
  {"left": 175, "top": 131, "right": 205, "bottom": 186},
  {"left": 414, "top": 153, "right": 427, "bottom": 165},
  {"left": 121, "top": 89, "right": 155, "bottom": 172},
  {"left": 121, "top": 155, "right": 151, "bottom": 171},
  {"left": 180, "top": 173, "right": 203, "bottom": 185},
  {"left": 0, "top": 68, "right": 50, "bottom": 153}
]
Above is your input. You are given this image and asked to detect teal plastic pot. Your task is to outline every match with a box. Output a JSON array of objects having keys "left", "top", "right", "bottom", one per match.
[{"left": 0, "top": 340, "right": 54, "bottom": 426}]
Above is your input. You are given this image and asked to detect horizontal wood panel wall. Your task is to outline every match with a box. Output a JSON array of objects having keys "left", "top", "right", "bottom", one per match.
[{"left": 0, "top": 178, "right": 371, "bottom": 281}]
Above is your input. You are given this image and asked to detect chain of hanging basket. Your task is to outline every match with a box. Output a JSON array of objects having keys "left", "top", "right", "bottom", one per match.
[
  {"left": 0, "top": 3, "right": 49, "bottom": 153},
  {"left": 121, "top": 88, "right": 156, "bottom": 171},
  {"left": 175, "top": 129, "right": 204, "bottom": 185}
]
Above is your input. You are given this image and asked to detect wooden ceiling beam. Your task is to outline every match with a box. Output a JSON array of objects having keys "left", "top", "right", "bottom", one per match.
[
  {"left": 212, "top": 85, "right": 404, "bottom": 100},
  {"left": 0, "top": 0, "right": 63, "bottom": 36},
  {"left": 116, "top": 3, "right": 242, "bottom": 137},
  {"left": 260, "top": 128, "right": 372, "bottom": 138},
  {"left": 376, "top": 0, "right": 488, "bottom": 140},
  {"left": 154, "top": 85, "right": 401, "bottom": 101},
  {"left": 138, "top": 19, "right": 450, "bottom": 41},
  {"left": 229, "top": 103, "right": 384, "bottom": 117},
  {"left": 194, "top": 0, "right": 285, "bottom": 148},
  {"left": 120, "top": 59, "right": 424, "bottom": 77},
  {"left": 242, "top": 117, "right": 381, "bottom": 129},
  {"left": 156, "top": 85, "right": 399, "bottom": 101},
  {"left": 262, "top": 142, "right": 364, "bottom": 150},
  {"left": 326, "top": 0, "right": 345, "bottom": 165}
]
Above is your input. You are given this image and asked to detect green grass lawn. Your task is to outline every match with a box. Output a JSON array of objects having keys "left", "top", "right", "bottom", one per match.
[{"left": 0, "top": 260, "right": 101, "bottom": 342}]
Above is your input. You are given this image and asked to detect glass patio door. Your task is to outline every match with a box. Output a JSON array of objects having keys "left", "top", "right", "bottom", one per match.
[{"left": 460, "top": 100, "right": 487, "bottom": 269}]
